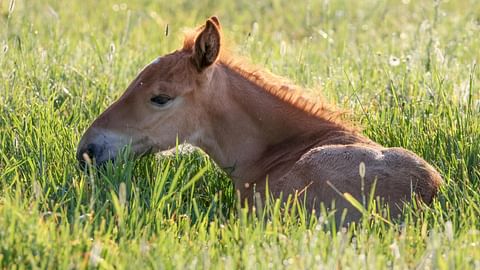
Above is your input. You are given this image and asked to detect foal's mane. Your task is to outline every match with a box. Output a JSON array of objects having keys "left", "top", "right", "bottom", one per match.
[{"left": 182, "top": 29, "right": 356, "bottom": 130}]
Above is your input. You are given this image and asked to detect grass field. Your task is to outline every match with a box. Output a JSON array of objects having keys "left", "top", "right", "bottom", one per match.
[{"left": 1, "top": 0, "right": 479, "bottom": 268}]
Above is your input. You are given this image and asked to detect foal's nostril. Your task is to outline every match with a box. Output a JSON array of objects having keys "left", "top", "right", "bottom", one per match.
[
  {"left": 85, "top": 143, "right": 98, "bottom": 159},
  {"left": 77, "top": 143, "right": 101, "bottom": 167}
]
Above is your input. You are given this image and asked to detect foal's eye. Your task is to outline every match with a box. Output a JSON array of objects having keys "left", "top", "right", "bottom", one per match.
[{"left": 150, "top": 94, "right": 173, "bottom": 106}]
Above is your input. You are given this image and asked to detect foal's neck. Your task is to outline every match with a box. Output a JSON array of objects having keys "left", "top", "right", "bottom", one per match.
[{"left": 196, "top": 63, "right": 370, "bottom": 186}]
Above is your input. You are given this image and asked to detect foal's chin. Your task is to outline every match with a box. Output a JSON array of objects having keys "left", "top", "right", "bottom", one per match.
[
  {"left": 77, "top": 148, "right": 119, "bottom": 170},
  {"left": 77, "top": 145, "right": 155, "bottom": 171}
]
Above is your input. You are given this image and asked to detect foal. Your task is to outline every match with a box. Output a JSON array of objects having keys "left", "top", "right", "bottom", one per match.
[{"left": 77, "top": 17, "right": 442, "bottom": 222}]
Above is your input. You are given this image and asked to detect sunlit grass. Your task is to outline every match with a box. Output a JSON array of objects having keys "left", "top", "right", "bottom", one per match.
[{"left": 0, "top": 0, "right": 479, "bottom": 268}]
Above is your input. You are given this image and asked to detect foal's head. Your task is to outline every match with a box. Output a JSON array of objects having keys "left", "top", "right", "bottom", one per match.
[{"left": 77, "top": 17, "right": 222, "bottom": 165}]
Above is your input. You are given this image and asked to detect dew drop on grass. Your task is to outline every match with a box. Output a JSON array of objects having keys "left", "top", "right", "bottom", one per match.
[
  {"left": 140, "top": 239, "right": 150, "bottom": 254},
  {"left": 390, "top": 241, "right": 401, "bottom": 259},
  {"left": 8, "top": 0, "right": 16, "bottom": 15},
  {"left": 359, "top": 162, "right": 366, "bottom": 178},
  {"left": 110, "top": 43, "right": 116, "bottom": 54},
  {"left": 32, "top": 181, "right": 42, "bottom": 201},
  {"left": 252, "top": 22, "right": 259, "bottom": 36},
  {"left": 280, "top": 41, "right": 286, "bottom": 56},
  {"left": 119, "top": 182, "right": 127, "bottom": 208},
  {"left": 445, "top": 220, "right": 454, "bottom": 241},
  {"left": 89, "top": 242, "right": 103, "bottom": 267},
  {"left": 389, "top": 55, "right": 400, "bottom": 67}
]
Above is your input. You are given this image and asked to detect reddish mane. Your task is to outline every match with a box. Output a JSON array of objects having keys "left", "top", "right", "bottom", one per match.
[{"left": 182, "top": 30, "right": 356, "bottom": 131}]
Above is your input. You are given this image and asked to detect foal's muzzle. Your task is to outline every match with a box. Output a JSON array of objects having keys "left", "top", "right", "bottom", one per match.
[{"left": 76, "top": 128, "right": 127, "bottom": 168}]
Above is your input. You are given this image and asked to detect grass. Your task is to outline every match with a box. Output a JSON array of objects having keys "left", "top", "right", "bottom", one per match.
[{"left": 0, "top": 0, "right": 479, "bottom": 268}]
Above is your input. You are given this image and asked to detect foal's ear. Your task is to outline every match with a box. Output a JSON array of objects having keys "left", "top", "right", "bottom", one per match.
[
  {"left": 209, "top": 16, "right": 221, "bottom": 29},
  {"left": 192, "top": 18, "right": 221, "bottom": 72}
]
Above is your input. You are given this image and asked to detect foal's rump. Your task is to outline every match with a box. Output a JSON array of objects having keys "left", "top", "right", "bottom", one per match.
[{"left": 275, "top": 144, "right": 442, "bottom": 221}]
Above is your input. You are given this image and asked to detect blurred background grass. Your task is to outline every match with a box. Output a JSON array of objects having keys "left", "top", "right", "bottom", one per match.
[{"left": 0, "top": 0, "right": 479, "bottom": 268}]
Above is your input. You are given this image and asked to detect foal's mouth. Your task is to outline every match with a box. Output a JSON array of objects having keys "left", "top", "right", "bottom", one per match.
[
  {"left": 77, "top": 143, "right": 155, "bottom": 170},
  {"left": 77, "top": 144, "right": 116, "bottom": 169}
]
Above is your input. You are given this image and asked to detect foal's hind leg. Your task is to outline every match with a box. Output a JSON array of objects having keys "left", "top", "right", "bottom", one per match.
[
  {"left": 270, "top": 144, "right": 442, "bottom": 224},
  {"left": 270, "top": 163, "right": 365, "bottom": 224}
]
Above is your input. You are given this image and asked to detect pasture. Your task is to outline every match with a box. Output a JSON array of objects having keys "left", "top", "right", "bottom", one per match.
[{"left": 1, "top": 0, "right": 479, "bottom": 268}]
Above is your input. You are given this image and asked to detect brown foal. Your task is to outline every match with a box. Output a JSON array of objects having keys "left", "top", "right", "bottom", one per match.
[{"left": 77, "top": 17, "right": 442, "bottom": 222}]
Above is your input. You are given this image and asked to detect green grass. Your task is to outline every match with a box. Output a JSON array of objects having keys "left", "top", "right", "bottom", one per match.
[{"left": 1, "top": 0, "right": 479, "bottom": 268}]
